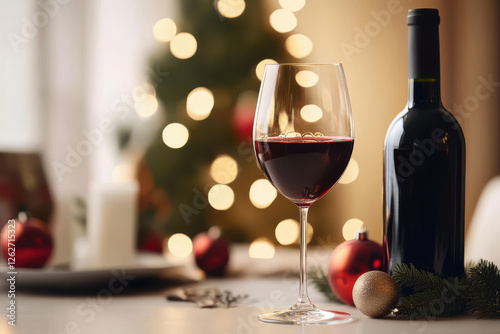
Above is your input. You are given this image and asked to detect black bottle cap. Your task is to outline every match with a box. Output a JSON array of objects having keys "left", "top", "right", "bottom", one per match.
[{"left": 407, "top": 8, "right": 440, "bottom": 25}]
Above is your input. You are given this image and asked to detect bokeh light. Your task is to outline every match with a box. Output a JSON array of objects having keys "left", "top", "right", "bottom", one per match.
[
  {"left": 162, "top": 123, "right": 189, "bottom": 149},
  {"left": 135, "top": 94, "right": 158, "bottom": 118},
  {"left": 255, "top": 58, "right": 278, "bottom": 80},
  {"left": 249, "top": 237, "right": 275, "bottom": 259},
  {"left": 208, "top": 184, "right": 235, "bottom": 210},
  {"left": 249, "top": 179, "right": 277, "bottom": 209},
  {"left": 339, "top": 158, "right": 359, "bottom": 184},
  {"left": 269, "top": 9, "right": 297, "bottom": 33},
  {"left": 186, "top": 87, "right": 214, "bottom": 120},
  {"left": 170, "top": 32, "right": 197, "bottom": 59},
  {"left": 275, "top": 219, "right": 300, "bottom": 245},
  {"left": 168, "top": 233, "right": 193, "bottom": 257},
  {"left": 210, "top": 154, "right": 238, "bottom": 184},
  {"left": 300, "top": 104, "right": 323, "bottom": 122},
  {"left": 342, "top": 218, "right": 365, "bottom": 240},
  {"left": 152, "top": 18, "right": 177, "bottom": 42},
  {"left": 279, "top": 0, "right": 306, "bottom": 12},
  {"left": 295, "top": 70, "right": 319, "bottom": 88},
  {"left": 217, "top": 0, "right": 246, "bottom": 18},
  {"left": 285, "top": 34, "right": 313, "bottom": 58}
]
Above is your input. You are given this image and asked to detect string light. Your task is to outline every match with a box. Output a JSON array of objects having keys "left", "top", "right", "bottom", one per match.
[
  {"left": 279, "top": 0, "right": 306, "bottom": 12},
  {"left": 135, "top": 94, "right": 158, "bottom": 118},
  {"left": 170, "top": 32, "right": 197, "bottom": 59},
  {"left": 269, "top": 9, "right": 297, "bottom": 33},
  {"left": 296, "top": 70, "right": 319, "bottom": 88},
  {"left": 285, "top": 34, "right": 313, "bottom": 58},
  {"left": 300, "top": 104, "right": 323, "bottom": 122},
  {"left": 162, "top": 123, "right": 189, "bottom": 149},
  {"left": 168, "top": 233, "right": 193, "bottom": 257},
  {"left": 208, "top": 184, "right": 235, "bottom": 210},
  {"left": 249, "top": 237, "right": 275, "bottom": 259},
  {"left": 186, "top": 87, "right": 214, "bottom": 120},
  {"left": 210, "top": 155, "right": 238, "bottom": 184},
  {"left": 153, "top": 18, "right": 177, "bottom": 42},
  {"left": 339, "top": 158, "right": 359, "bottom": 184},
  {"left": 275, "top": 219, "right": 300, "bottom": 245},
  {"left": 249, "top": 179, "right": 277, "bottom": 209},
  {"left": 342, "top": 218, "right": 365, "bottom": 240},
  {"left": 217, "top": 0, "right": 246, "bottom": 18}
]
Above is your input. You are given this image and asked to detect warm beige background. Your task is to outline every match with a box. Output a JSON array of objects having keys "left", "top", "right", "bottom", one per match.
[{"left": 265, "top": 0, "right": 500, "bottom": 244}]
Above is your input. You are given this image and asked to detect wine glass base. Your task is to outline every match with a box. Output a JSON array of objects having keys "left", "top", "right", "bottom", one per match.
[{"left": 258, "top": 307, "right": 352, "bottom": 325}]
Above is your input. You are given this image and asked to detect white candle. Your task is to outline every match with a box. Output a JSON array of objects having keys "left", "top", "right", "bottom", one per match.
[{"left": 86, "top": 181, "right": 139, "bottom": 268}]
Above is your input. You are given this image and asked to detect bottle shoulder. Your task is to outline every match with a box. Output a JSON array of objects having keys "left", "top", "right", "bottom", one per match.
[{"left": 385, "top": 106, "right": 465, "bottom": 148}]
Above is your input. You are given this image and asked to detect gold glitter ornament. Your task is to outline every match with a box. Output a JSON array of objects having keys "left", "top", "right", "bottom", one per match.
[{"left": 352, "top": 271, "right": 400, "bottom": 318}]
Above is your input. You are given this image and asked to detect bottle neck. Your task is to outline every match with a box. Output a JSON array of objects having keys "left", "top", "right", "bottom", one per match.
[
  {"left": 407, "top": 78, "right": 442, "bottom": 108},
  {"left": 407, "top": 12, "right": 441, "bottom": 108}
]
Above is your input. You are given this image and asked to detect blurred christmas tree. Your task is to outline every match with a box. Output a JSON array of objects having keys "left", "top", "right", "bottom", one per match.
[{"left": 137, "top": 0, "right": 288, "bottom": 243}]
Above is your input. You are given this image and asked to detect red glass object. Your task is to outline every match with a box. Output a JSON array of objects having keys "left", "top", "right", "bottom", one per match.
[
  {"left": 327, "top": 229, "right": 384, "bottom": 305},
  {"left": 1, "top": 216, "right": 53, "bottom": 268},
  {"left": 193, "top": 227, "right": 229, "bottom": 276}
]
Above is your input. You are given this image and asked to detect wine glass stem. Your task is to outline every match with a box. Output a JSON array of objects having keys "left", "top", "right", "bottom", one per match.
[{"left": 297, "top": 205, "right": 313, "bottom": 308}]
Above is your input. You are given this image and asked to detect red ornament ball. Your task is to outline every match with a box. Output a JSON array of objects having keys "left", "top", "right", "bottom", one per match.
[
  {"left": 1, "top": 216, "right": 53, "bottom": 268},
  {"left": 327, "top": 230, "right": 383, "bottom": 305},
  {"left": 193, "top": 227, "right": 230, "bottom": 276}
]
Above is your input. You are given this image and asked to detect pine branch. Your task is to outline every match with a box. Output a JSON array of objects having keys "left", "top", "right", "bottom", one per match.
[
  {"left": 308, "top": 266, "right": 342, "bottom": 303},
  {"left": 392, "top": 263, "right": 447, "bottom": 292},
  {"left": 392, "top": 263, "right": 466, "bottom": 319},
  {"left": 464, "top": 260, "right": 500, "bottom": 318},
  {"left": 397, "top": 290, "right": 442, "bottom": 319}
]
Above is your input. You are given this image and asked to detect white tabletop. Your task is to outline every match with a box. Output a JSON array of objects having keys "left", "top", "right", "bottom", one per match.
[
  {"left": 2, "top": 276, "right": 499, "bottom": 333},
  {"left": 1, "top": 246, "right": 498, "bottom": 333}
]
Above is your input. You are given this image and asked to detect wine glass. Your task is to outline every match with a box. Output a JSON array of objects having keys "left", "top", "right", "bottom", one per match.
[{"left": 253, "top": 63, "right": 354, "bottom": 325}]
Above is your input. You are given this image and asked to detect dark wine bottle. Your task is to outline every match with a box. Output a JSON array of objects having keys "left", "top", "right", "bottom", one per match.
[{"left": 383, "top": 8, "right": 465, "bottom": 280}]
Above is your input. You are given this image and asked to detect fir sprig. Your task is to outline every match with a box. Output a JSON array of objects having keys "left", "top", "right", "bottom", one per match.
[
  {"left": 464, "top": 260, "right": 500, "bottom": 318},
  {"left": 392, "top": 263, "right": 448, "bottom": 292},
  {"left": 392, "top": 263, "right": 467, "bottom": 319}
]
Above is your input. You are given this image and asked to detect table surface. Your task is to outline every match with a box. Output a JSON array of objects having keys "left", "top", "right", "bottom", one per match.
[{"left": 1, "top": 246, "right": 499, "bottom": 334}]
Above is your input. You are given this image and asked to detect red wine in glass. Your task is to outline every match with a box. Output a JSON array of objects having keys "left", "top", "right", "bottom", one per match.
[{"left": 254, "top": 137, "right": 354, "bottom": 206}]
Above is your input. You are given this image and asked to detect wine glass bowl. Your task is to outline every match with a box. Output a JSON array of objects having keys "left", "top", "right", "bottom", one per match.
[
  {"left": 253, "top": 64, "right": 354, "bottom": 325},
  {"left": 254, "top": 135, "right": 353, "bottom": 206}
]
